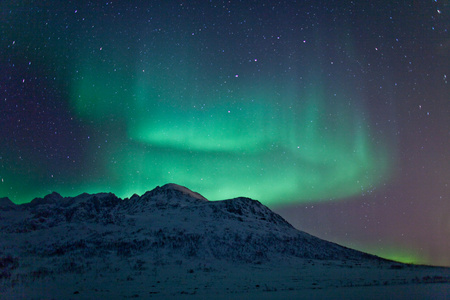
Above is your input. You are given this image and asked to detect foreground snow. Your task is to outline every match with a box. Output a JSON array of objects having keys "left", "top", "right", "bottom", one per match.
[{"left": 3, "top": 260, "right": 449, "bottom": 299}]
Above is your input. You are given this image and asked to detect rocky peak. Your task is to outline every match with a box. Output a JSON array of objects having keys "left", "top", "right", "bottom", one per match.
[
  {"left": 26, "top": 191, "right": 63, "bottom": 208},
  {"left": 140, "top": 183, "right": 208, "bottom": 205},
  {"left": 0, "top": 197, "right": 16, "bottom": 211}
]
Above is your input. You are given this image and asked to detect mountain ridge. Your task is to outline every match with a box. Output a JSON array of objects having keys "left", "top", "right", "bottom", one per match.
[
  {"left": 1, "top": 184, "right": 449, "bottom": 299},
  {"left": 1, "top": 184, "right": 379, "bottom": 262}
]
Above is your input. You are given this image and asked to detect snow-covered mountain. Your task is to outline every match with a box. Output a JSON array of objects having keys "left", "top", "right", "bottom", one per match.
[{"left": 1, "top": 184, "right": 449, "bottom": 299}]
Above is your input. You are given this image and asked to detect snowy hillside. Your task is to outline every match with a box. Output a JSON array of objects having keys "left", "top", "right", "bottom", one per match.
[{"left": 1, "top": 184, "right": 449, "bottom": 299}]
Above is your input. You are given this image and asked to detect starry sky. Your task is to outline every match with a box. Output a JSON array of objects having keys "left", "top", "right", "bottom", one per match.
[{"left": 1, "top": 1, "right": 449, "bottom": 266}]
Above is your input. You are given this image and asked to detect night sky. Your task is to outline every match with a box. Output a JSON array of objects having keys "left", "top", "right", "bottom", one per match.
[{"left": 1, "top": 1, "right": 449, "bottom": 266}]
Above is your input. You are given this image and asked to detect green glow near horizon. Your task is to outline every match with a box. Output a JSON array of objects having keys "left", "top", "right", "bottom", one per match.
[
  {"left": 355, "top": 243, "right": 424, "bottom": 265},
  {"left": 65, "top": 57, "right": 392, "bottom": 206}
]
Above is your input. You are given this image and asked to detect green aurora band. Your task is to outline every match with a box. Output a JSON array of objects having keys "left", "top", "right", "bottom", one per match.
[
  {"left": 68, "top": 56, "right": 392, "bottom": 206},
  {"left": 349, "top": 242, "right": 424, "bottom": 266}
]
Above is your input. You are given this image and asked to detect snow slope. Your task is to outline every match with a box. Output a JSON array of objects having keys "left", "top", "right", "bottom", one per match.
[{"left": 0, "top": 184, "right": 449, "bottom": 299}]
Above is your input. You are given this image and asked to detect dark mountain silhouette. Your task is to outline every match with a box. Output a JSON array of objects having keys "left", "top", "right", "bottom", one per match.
[{"left": 1, "top": 184, "right": 448, "bottom": 299}]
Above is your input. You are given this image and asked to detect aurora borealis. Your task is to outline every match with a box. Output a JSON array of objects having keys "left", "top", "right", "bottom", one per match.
[
  {"left": 1, "top": 1, "right": 449, "bottom": 266},
  {"left": 71, "top": 54, "right": 391, "bottom": 204}
]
